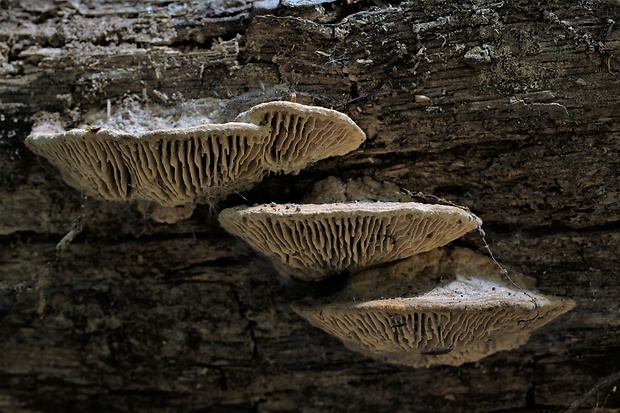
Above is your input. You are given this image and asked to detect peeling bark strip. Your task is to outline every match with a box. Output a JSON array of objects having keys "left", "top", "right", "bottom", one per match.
[{"left": 1, "top": 1, "right": 620, "bottom": 412}]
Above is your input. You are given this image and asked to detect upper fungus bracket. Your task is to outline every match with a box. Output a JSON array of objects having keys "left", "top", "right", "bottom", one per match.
[
  {"left": 235, "top": 101, "right": 366, "bottom": 174},
  {"left": 24, "top": 122, "right": 268, "bottom": 209},
  {"left": 24, "top": 100, "right": 366, "bottom": 223}
]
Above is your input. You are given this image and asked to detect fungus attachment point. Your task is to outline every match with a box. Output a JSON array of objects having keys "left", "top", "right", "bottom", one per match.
[
  {"left": 303, "top": 176, "right": 413, "bottom": 204},
  {"left": 292, "top": 248, "right": 575, "bottom": 367},
  {"left": 25, "top": 101, "right": 365, "bottom": 223},
  {"left": 136, "top": 201, "right": 196, "bottom": 224},
  {"left": 218, "top": 202, "right": 481, "bottom": 281}
]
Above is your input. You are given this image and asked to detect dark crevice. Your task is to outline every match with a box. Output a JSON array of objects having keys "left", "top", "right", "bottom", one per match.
[
  {"left": 526, "top": 385, "right": 535, "bottom": 407},
  {"left": 247, "top": 320, "right": 259, "bottom": 361},
  {"left": 240, "top": 55, "right": 280, "bottom": 67},
  {"left": 288, "top": 270, "right": 350, "bottom": 301},
  {"left": 218, "top": 369, "right": 229, "bottom": 391}
]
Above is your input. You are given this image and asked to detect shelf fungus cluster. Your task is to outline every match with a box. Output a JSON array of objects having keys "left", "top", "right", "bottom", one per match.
[
  {"left": 26, "top": 97, "right": 576, "bottom": 367},
  {"left": 292, "top": 248, "right": 575, "bottom": 367},
  {"left": 24, "top": 101, "right": 365, "bottom": 222},
  {"left": 218, "top": 194, "right": 575, "bottom": 367}
]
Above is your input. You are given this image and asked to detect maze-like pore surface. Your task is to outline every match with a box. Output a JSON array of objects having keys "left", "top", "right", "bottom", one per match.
[
  {"left": 291, "top": 248, "right": 576, "bottom": 367},
  {"left": 218, "top": 202, "right": 481, "bottom": 280},
  {"left": 26, "top": 101, "right": 366, "bottom": 214},
  {"left": 294, "top": 301, "right": 563, "bottom": 367},
  {"left": 26, "top": 123, "right": 266, "bottom": 206},
  {"left": 235, "top": 101, "right": 366, "bottom": 174}
]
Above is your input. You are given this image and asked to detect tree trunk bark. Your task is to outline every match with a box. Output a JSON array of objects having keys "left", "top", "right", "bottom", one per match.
[{"left": 1, "top": 1, "right": 619, "bottom": 412}]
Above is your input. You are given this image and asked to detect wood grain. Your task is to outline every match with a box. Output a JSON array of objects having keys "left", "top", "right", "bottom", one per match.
[{"left": 1, "top": 1, "right": 619, "bottom": 411}]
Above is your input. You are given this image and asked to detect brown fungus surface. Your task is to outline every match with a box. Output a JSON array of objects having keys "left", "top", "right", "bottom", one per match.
[
  {"left": 235, "top": 101, "right": 366, "bottom": 174},
  {"left": 292, "top": 248, "right": 575, "bottom": 367},
  {"left": 218, "top": 202, "right": 481, "bottom": 281}
]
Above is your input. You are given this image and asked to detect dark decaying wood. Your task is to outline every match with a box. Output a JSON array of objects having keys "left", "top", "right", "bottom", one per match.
[{"left": 1, "top": 0, "right": 619, "bottom": 411}]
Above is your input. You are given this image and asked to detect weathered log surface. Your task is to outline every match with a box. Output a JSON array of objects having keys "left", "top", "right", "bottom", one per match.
[{"left": 1, "top": 0, "right": 619, "bottom": 412}]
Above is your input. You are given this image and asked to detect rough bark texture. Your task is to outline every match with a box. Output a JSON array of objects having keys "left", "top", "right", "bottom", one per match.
[{"left": 1, "top": 0, "right": 619, "bottom": 412}]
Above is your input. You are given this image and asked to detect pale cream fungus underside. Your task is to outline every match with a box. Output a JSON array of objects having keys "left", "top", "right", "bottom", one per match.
[
  {"left": 24, "top": 101, "right": 366, "bottom": 222},
  {"left": 218, "top": 202, "right": 482, "bottom": 281},
  {"left": 292, "top": 248, "right": 575, "bottom": 367}
]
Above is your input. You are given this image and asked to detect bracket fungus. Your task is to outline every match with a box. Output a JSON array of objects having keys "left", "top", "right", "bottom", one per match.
[
  {"left": 24, "top": 101, "right": 365, "bottom": 222},
  {"left": 292, "top": 248, "right": 575, "bottom": 367},
  {"left": 25, "top": 123, "right": 266, "bottom": 206},
  {"left": 235, "top": 101, "right": 365, "bottom": 174},
  {"left": 218, "top": 202, "right": 481, "bottom": 281}
]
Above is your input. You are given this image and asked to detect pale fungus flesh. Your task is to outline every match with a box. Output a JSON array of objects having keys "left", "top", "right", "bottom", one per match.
[
  {"left": 25, "top": 101, "right": 366, "bottom": 222},
  {"left": 218, "top": 202, "right": 482, "bottom": 281},
  {"left": 25, "top": 123, "right": 267, "bottom": 207},
  {"left": 303, "top": 176, "right": 412, "bottom": 204},
  {"left": 235, "top": 101, "right": 366, "bottom": 174},
  {"left": 291, "top": 248, "right": 575, "bottom": 367}
]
